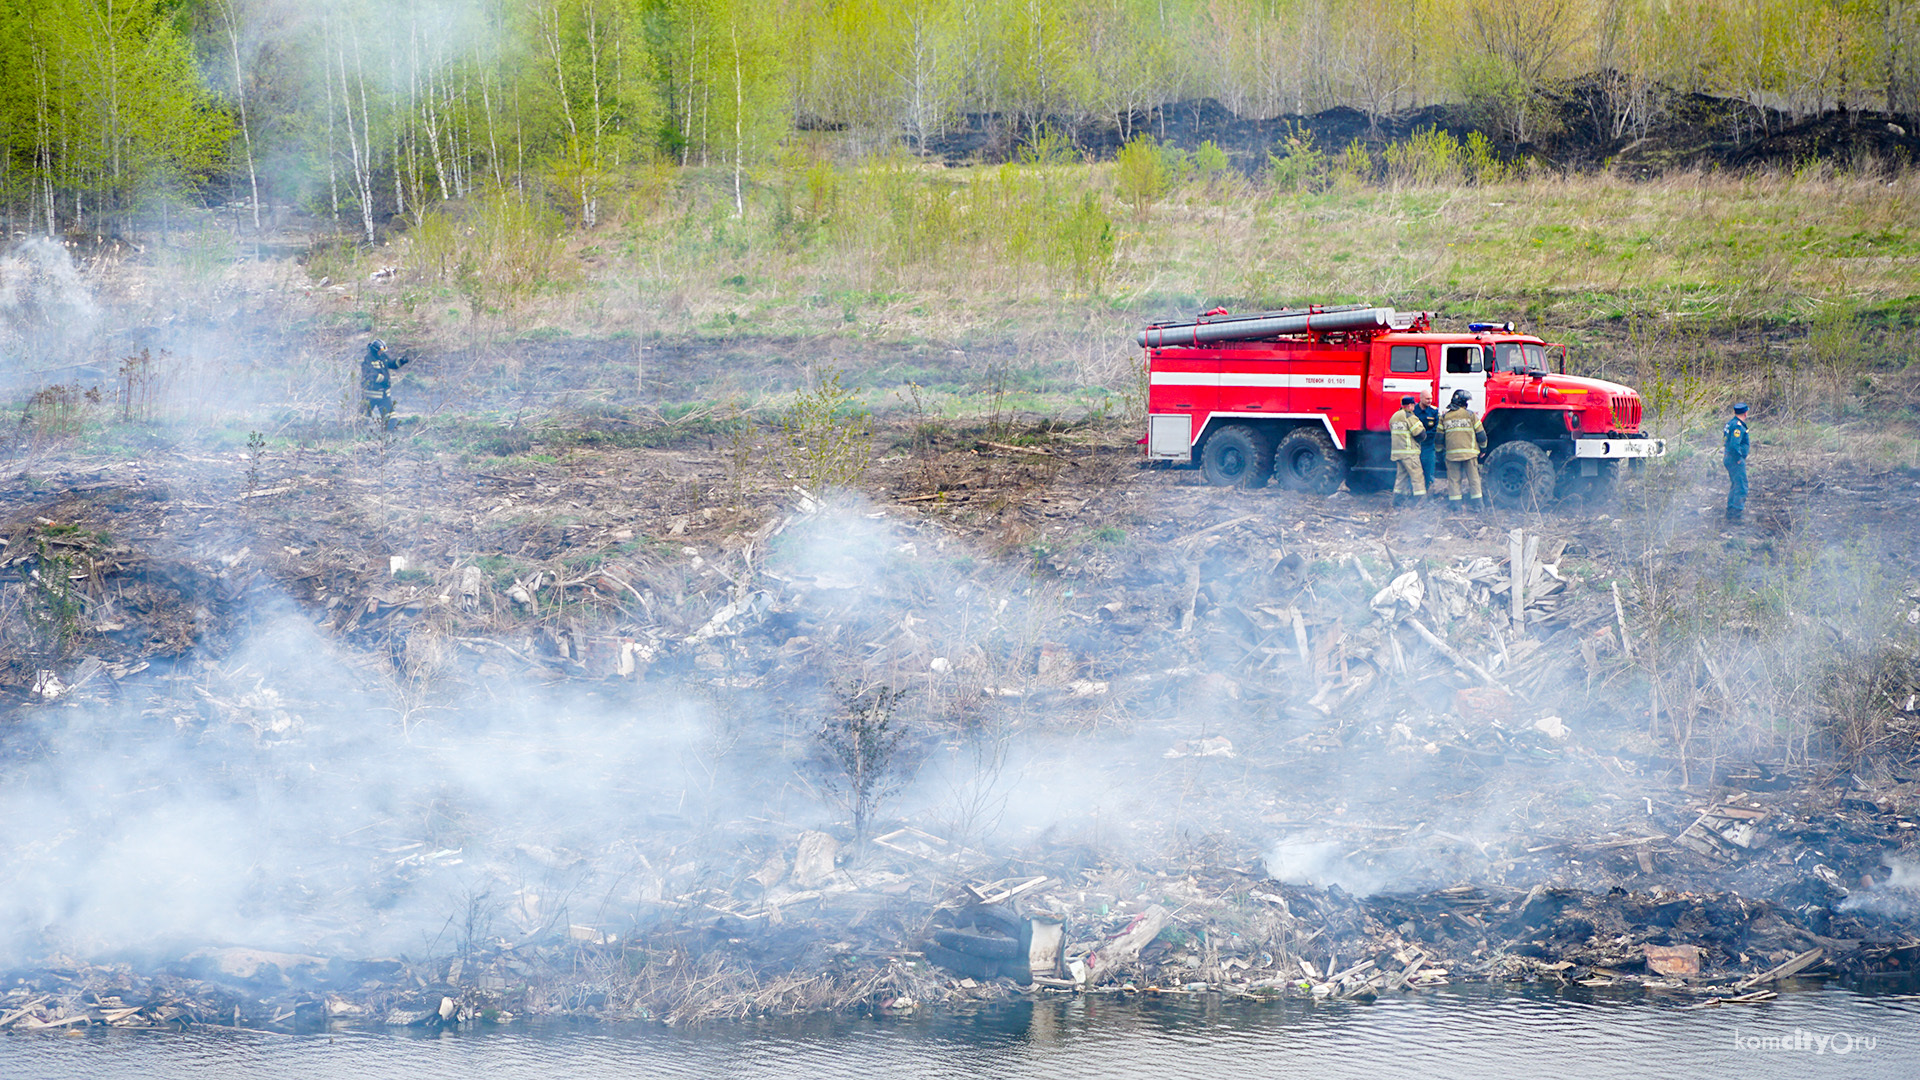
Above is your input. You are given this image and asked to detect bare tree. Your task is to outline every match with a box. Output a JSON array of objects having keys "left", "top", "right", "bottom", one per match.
[
  {"left": 1461, "top": 0, "right": 1585, "bottom": 141},
  {"left": 213, "top": 0, "right": 260, "bottom": 231}
]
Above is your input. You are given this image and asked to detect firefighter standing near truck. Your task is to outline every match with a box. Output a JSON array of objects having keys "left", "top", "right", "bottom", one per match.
[
  {"left": 1723, "top": 402, "right": 1750, "bottom": 522},
  {"left": 1390, "top": 395, "right": 1427, "bottom": 506},
  {"left": 1440, "top": 389, "right": 1489, "bottom": 512},
  {"left": 1415, "top": 391, "right": 1441, "bottom": 496}
]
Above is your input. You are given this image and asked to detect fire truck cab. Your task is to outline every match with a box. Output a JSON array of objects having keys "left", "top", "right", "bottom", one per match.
[{"left": 1140, "top": 305, "right": 1665, "bottom": 506}]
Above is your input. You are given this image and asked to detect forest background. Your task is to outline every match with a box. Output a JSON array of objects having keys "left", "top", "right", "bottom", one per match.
[{"left": 4, "top": 0, "right": 1919, "bottom": 242}]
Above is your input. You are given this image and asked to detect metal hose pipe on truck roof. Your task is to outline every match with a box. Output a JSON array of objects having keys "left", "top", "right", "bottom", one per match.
[{"left": 1137, "top": 306, "right": 1426, "bottom": 348}]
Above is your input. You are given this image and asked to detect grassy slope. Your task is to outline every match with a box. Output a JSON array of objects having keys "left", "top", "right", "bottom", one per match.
[
  {"left": 280, "top": 164, "right": 1917, "bottom": 469},
  {"left": 19, "top": 162, "right": 1920, "bottom": 477}
]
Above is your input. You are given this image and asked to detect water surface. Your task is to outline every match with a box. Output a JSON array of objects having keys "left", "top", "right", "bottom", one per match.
[{"left": 5, "top": 983, "right": 1915, "bottom": 1079}]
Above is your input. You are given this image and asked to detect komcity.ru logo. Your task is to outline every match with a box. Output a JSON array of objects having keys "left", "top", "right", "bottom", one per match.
[{"left": 1733, "top": 1027, "right": 1877, "bottom": 1054}]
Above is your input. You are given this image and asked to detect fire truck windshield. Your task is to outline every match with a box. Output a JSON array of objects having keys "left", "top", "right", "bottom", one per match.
[{"left": 1494, "top": 342, "right": 1549, "bottom": 374}]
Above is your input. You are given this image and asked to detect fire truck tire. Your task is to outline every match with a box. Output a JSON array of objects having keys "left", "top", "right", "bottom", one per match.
[
  {"left": 1484, "top": 441, "right": 1556, "bottom": 509},
  {"left": 1272, "top": 427, "right": 1347, "bottom": 494},
  {"left": 1199, "top": 425, "right": 1273, "bottom": 489}
]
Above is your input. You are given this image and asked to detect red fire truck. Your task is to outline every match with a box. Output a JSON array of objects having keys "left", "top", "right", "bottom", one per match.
[{"left": 1139, "top": 304, "right": 1664, "bottom": 505}]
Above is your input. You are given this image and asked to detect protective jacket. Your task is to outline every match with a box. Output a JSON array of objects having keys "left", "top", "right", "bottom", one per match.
[
  {"left": 1440, "top": 406, "right": 1488, "bottom": 461},
  {"left": 1723, "top": 416, "right": 1749, "bottom": 462},
  {"left": 1389, "top": 409, "right": 1424, "bottom": 459},
  {"left": 361, "top": 344, "right": 409, "bottom": 399}
]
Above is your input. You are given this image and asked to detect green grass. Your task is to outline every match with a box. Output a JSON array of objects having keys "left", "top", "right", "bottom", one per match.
[{"left": 18, "top": 152, "right": 1920, "bottom": 466}]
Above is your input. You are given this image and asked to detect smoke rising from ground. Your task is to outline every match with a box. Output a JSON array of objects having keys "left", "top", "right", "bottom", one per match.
[
  {"left": 0, "top": 605, "right": 727, "bottom": 961},
  {"left": 1, "top": 281, "right": 1914, "bottom": 973},
  {"left": 0, "top": 239, "right": 101, "bottom": 392}
]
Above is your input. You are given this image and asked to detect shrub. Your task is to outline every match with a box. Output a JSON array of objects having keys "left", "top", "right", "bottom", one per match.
[
  {"left": 1051, "top": 191, "right": 1115, "bottom": 295},
  {"left": 1335, "top": 138, "right": 1376, "bottom": 185},
  {"left": 1267, "top": 125, "right": 1327, "bottom": 193},
  {"left": 1192, "top": 140, "right": 1231, "bottom": 187},
  {"left": 410, "top": 187, "right": 572, "bottom": 314},
  {"left": 1464, "top": 131, "right": 1508, "bottom": 184},
  {"left": 24, "top": 539, "right": 87, "bottom": 663},
  {"left": 1115, "top": 134, "right": 1179, "bottom": 220},
  {"left": 1386, "top": 127, "right": 1464, "bottom": 187},
  {"left": 815, "top": 684, "right": 917, "bottom": 844},
  {"left": 781, "top": 368, "right": 873, "bottom": 493}
]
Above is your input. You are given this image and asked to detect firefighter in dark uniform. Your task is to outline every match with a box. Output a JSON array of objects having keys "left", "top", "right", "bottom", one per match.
[
  {"left": 1723, "top": 401, "right": 1749, "bottom": 522},
  {"left": 1415, "top": 390, "right": 1441, "bottom": 496},
  {"left": 360, "top": 339, "right": 409, "bottom": 429}
]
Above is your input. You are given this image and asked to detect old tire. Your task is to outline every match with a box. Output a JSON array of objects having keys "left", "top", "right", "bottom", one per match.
[
  {"left": 1199, "top": 425, "right": 1272, "bottom": 489},
  {"left": 1484, "top": 441, "right": 1556, "bottom": 509},
  {"left": 1272, "top": 426, "right": 1348, "bottom": 495}
]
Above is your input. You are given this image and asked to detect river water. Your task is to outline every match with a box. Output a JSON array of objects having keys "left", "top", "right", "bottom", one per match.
[{"left": 5, "top": 983, "right": 1916, "bottom": 1079}]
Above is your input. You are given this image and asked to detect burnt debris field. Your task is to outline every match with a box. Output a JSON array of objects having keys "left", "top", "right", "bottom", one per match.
[
  {"left": 2, "top": 38, "right": 1920, "bottom": 1025},
  {"left": 3, "top": 287, "right": 1920, "bottom": 1031}
]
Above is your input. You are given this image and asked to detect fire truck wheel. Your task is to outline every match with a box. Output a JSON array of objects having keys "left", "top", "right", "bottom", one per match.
[
  {"left": 1199, "top": 425, "right": 1273, "bottom": 488},
  {"left": 1484, "top": 441, "right": 1556, "bottom": 509},
  {"left": 1273, "top": 427, "right": 1348, "bottom": 494}
]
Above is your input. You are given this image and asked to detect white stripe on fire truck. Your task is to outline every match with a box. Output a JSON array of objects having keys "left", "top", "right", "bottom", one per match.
[
  {"left": 1381, "top": 378, "right": 1433, "bottom": 392},
  {"left": 1149, "top": 372, "right": 1363, "bottom": 389}
]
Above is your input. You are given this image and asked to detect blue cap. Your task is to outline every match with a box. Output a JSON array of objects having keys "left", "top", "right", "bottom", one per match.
[{"left": 1733, "top": 402, "right": 1748, "bottom": 413}]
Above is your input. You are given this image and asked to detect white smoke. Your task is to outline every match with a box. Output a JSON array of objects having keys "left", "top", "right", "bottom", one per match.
[
  {"left": 1264, "top": 839, "right": 1392, "bottom": 896},
  {"left": 0, "top": 238, "right": 101, "bottom": 385}
]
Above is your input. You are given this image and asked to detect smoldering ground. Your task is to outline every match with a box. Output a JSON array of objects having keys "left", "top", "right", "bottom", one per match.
[
  {"left": 0, "top": 492, "right": 1633, "bottom": 969},
  {"left": 2, "top": 273, "right": 1918, "bottom": 1012},
  {"left": 0, "top": 606, "right": 729, "bottom": 962},
  {"left": 0, "top": 498, "right": 1135, "bottom": 966}
]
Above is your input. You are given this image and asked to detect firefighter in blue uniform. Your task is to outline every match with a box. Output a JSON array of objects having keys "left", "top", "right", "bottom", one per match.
[
  {"left": 1723, "top": 402, "right": 1749, "bottom": 522},
  {"left": 1415, "top": 390, "right": 1441, "bottom": 496}
]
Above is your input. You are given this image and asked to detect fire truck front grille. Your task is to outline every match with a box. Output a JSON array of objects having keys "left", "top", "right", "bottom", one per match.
[{"left": 1611, "top": 394, "right": 1641, "bottom": 430}]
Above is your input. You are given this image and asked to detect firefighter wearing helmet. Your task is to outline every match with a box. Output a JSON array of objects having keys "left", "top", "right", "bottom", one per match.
[
  {"left": 359, "top": 338, "right": 410, "bottom": 429},
  {"left": 1389, "top": 395, "right": 1427, "bottom": 506},
  {"left": 1439, "top": 388, "right": 1489, "bottom": 512}
]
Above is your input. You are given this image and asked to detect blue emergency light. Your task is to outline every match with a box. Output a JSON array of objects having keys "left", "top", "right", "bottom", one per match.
[{"left": 1467, "top": 322, "right": 1514, "bottom": 333}]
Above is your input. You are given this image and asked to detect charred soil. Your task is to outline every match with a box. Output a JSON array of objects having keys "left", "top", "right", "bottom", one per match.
[{"left": 3, "top": 395, "right": 1919, "bottom": 1032}]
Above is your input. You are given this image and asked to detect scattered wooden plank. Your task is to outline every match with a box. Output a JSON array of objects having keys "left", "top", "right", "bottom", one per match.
[
  {"left": 1686, "top": 989, "right": 1779, "bottom": 1009},
  {"left": 239, "top": 484, "right": 296, "bottom": 500},
  {"left": 1405, "top": 616, "right": 1506, "bottom": 689},
  {"left": 975, "top": 440, "right": 1053, "bottom": 456},
  {"left": 21, "top": 1013, "right": 89, "bottom": 1030},
  {"left": 0, "top": 995, "right": 49, "bottom": 1029},
  {"left": 964, "top": 875, "right": 1048, "bottom": 905},
  {"left": 1737, "top": 947, "right": 1824, "bottom": 990},
  {"left": 1176, "top": 514, "right": 1258, "bottom": 548},
  {"left": 1508, "top": 529, "right": 1526, "bottom": 625},
  {"left": 1612, "top": 580, "right": 1643, "bottom": 657}
]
